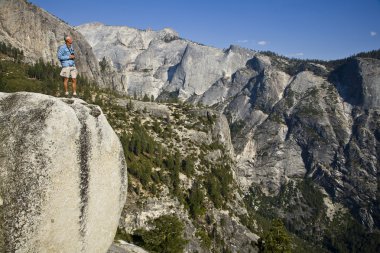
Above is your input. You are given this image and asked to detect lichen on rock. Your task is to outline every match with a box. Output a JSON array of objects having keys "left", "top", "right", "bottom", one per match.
[{"left": 0, "top": 92, "right": 128, "bottom": 253}]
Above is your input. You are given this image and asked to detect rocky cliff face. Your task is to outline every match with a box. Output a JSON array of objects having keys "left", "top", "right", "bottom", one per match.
[
  {"left": 106, "top": 98, "right": 259, "bottom": 253},
  {"left": 232, "top": 56, "right": 380, "bottom": 230},
  {"left": 0, "top": 92, "right": 128, "bottom": 253},
  {"left": 331, "top": 57, "right": 380, "bottom": 109},
  {"left": 207, "top": 54, "right": 380, "bottom": 232},
  {"left": 79, "top": 20, "right": 380, "bottom": 247},
  {"left": 0, "top": 0, "right": 103, "bottom": 85},
  {"left": 77, "top": 23, "right": 255, "bottom": 99}
]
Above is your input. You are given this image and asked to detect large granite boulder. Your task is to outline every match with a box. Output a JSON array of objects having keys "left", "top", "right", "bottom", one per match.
[{"left": 0, "top": 92, "right": 127, "bottom": 253}]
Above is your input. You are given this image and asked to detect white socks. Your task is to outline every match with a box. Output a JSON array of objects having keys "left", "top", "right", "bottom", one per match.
[{"left": 64, "top": 92, "right": 77, "bottom": 96}]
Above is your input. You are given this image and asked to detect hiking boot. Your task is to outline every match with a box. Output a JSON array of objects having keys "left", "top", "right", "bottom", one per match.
[{"left": 64, "top": 92, "right": 69, "bottom": 97}]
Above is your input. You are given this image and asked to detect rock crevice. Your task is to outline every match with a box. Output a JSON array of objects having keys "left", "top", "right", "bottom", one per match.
[{"left": 0, "top": 92, "right": 128, "bottom": 253}]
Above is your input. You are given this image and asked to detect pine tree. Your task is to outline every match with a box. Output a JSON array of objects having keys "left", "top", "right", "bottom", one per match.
[
  {"left": 260, "top": 219, "right": 292, "bottom": 253},
  {"left": 99, "top": 56, "right": 108, "bottom": 72},
  {"left": 188, "top": 183, "right": 205, "bottom": 218},
  {"left": 135, "top": 215, "right": 188, "bottom": 253},
  {"left": 143, "top": 93, "right": 150, "bottom": 102},
  {"left": 182, "top": 157, "right": 194, "bottom": 175},
  {"left": 174, "top": 150, "right": 181, "bottom": 171},
  {"left": 155, "top": 145, "right": 163, "bottom": 167}
]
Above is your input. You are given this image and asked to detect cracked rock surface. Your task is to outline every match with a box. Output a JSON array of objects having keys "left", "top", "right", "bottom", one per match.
[{"left": 0, "top": 92, "right": 128, "bottom": 253}]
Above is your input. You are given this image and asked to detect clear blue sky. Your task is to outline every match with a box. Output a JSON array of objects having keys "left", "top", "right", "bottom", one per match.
[{"left": 29, "top": 0, "right": 380, "bottom": 60}]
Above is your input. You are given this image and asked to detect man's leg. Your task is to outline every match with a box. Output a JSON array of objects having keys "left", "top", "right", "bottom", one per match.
[
  {"left": 72, "top": 78, "right": 77, "bottom": 96},
  {"left": 63, "top": 77, "right": 69, "bottom": 95}
]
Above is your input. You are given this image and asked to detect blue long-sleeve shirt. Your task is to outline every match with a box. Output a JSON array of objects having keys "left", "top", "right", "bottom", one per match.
[{"left": 57, "top": 44, "right": 75, "bottom": 67}]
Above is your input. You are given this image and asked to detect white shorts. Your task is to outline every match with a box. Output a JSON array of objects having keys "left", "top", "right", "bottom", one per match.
[{"left": 60, "top": 66, "right": 78, "bottom": 78}]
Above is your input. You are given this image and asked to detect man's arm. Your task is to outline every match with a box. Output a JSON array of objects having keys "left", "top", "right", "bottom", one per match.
[{"left": 57, "top": 46, "right": 70, "bottom": 61}]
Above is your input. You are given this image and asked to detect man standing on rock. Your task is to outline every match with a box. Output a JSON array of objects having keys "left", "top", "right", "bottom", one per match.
[{"left": 57, "top": 35, "right": 77, "bottom": 97}]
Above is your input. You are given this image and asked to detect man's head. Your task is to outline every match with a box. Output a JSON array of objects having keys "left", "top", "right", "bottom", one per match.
[{"left": 65, "top": 36, "right": 73, "bottom": 45}]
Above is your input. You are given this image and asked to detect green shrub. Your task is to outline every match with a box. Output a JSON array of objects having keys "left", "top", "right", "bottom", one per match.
[
  {"left": 181, "top": 157, "right": 195, "bottom": 176},
  {"left": 196, "top": 229, "right": 212, "bottom": 249},
  {"left": 188, "top": 183, "right": 205, "bottom": 218},
  {"left": 0, "top": 42, "right": 24, "bottom": 61},
  {"left": 325, "top": 212, "right": 380, "bottom": 253},
  {"left": 206, "top": 176, "right": 223, "bottom": 208},
  {"left": 260, "top": 219, "right": 292, "bottom": 253},
  {"left": 134, "top": 215, "right": 188, "bottom": 253},
  {"left": 230, "top": 120, "right": 245, "bottom": 139}
]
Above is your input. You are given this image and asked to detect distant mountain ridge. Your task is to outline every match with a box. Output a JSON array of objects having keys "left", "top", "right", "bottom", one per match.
[{"left": 77, "top": 22, "right": 256, "bottom": 100}]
